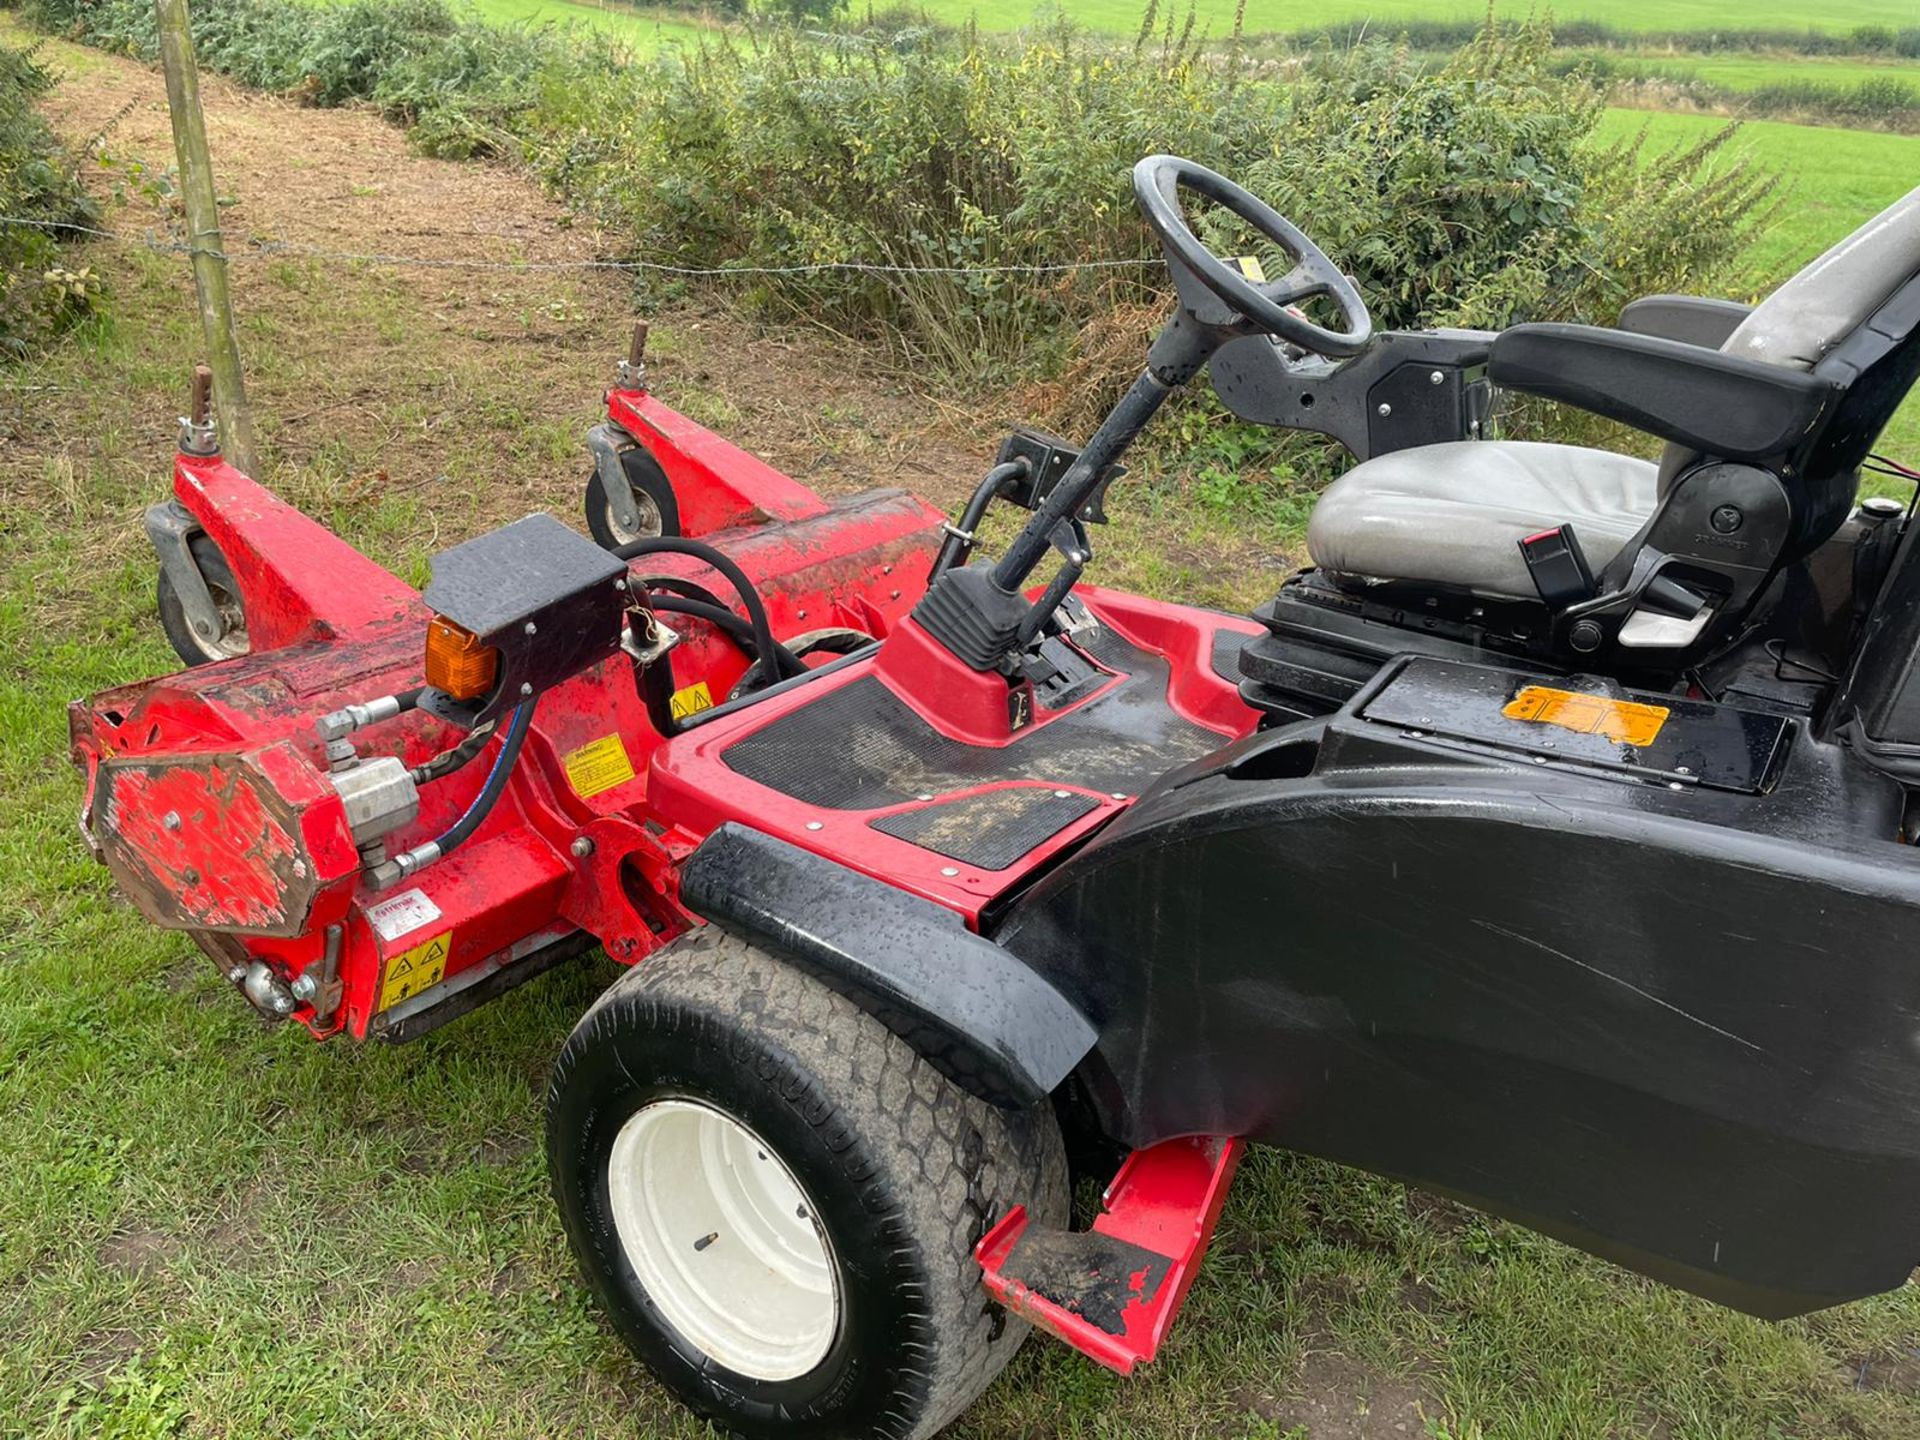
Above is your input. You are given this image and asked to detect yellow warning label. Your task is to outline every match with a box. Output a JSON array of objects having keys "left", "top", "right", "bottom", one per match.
[
  {"left": 1502, "top": 685, "right": 1669, "bottom": 748},
  {"left": 563, "top": 734, "right": 636, "bottom": 798},
  {"left": 669, "top": 681, "right": 715, "bottom": 723},
  {"left": 379, "top": 931, "right": 450, "bottom": 1011},
  {"left": 1231, "top": 254, "right": 1268, "bottom": 284}
]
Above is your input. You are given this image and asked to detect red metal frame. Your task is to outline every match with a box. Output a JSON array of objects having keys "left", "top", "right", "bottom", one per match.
[
  {"left": 976, "top": 1136, "right": 1246, "bottom": 1374},
  {"left": 69, "top": 379, "right": 1262, "bottom": 1376}
]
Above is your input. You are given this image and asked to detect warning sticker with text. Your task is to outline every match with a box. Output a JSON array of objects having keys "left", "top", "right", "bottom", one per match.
[
  {"left": 563, "top": 734, "right": 636, "bottom": 799},
  {"left": 379, "top": 931, "right": 450, "bottom": 1012}
]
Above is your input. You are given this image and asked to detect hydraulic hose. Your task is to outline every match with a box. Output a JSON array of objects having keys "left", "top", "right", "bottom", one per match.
[
  {"left": 409, "top": 714, "right": 498, "bottom": 786},
  {"left": 436, "top": 702, "right": 533, "bottom": 855},
  {"left": 613, "top": 536, "right": 799, "bottom": 682},
  {"left": 368, "top": 702, "right": 533, "bottom": 890},
  {"left": 930, "top": 459, "right": 1029, "bottom": 582}
]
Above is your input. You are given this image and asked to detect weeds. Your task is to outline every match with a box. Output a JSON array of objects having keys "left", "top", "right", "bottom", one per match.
[{"left": 0, "top": 40, "right": 101, "bottom": 357}]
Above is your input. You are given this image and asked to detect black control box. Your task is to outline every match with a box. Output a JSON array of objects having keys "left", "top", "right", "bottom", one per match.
[{"left": 420, "top": 513, "right": 630, "bottom": 728}]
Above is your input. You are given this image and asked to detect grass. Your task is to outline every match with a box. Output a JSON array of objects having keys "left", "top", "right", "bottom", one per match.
[
  {"left": 1607, "top": 52, "right": 1920, "bottom": 92},
  {"left": 2, "top": 18, "right": 1919, "bottom": 1440},
  {"left": 453, "top": 0, "right": 718, "bottom": 44},
  {"left": 907, "top": 0, "right": 1920, "bottom": 38}
]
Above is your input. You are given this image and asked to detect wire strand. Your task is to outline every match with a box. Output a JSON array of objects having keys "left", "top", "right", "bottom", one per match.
[{"left": 0, "top": 212, "right": 1160, "bottom": 278}]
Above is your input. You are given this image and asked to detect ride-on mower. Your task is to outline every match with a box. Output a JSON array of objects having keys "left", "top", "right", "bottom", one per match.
[{"left": 71, "top": 156, "right": 1920, "bottom": 1437}]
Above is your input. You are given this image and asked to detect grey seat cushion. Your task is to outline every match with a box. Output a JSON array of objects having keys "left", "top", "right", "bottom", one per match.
[{"left": 1306, "top": 439, "right": 1658, "bottom": 599}]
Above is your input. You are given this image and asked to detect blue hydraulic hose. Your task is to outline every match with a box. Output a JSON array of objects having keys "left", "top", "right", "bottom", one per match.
[{"left": 432, "top": 701, "right": 533, "bottom": 856}]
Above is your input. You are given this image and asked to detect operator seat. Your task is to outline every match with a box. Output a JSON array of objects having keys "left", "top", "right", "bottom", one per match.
[{"left": 1306, "top": 185, "right": 1920, "bottom": 605}]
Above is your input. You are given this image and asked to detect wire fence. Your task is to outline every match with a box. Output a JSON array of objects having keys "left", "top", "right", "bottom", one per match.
[{"left": 0, "top": 212, "right": 1164, "bottom": 279}]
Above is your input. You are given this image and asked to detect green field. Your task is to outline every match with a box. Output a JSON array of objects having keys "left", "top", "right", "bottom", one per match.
[
  {"left": 908, "top": 0, "right": 1920, "bottom": 36},
  {"left": 461, "top": 0, "right": 715, "bottom": 42},
  {"left": 1595, "top": 108, "right": 1920, "bottom": 282},
  {"left": 1597, "top": 51, "right": 1920, "bottom": 92}
]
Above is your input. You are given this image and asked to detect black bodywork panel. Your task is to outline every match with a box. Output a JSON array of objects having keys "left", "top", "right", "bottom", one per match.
[
  {"left": 680, "top": 823, "right": 1098, "bottom": 1107},
  {"left": 420, "top": 513, "right": 629, "bottom": 728},
  {"left": 997, "top": 657, "right": 1920, "bottom": 1318}
]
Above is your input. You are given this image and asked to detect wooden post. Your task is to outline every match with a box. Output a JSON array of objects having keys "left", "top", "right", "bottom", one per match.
[{"left": 154, "top": 0, "right": 259, "bottom": 477}]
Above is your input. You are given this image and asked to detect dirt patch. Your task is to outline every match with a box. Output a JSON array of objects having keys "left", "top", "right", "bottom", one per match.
[
  {"left": 97, "top": 1225, "right": 179, "bottom": 1279},
  {"left": 1258, "top": 1349, "right": 1434, "bottom": 1439},
  {"left": 70, "top": 1327, "right": 142, "bottom": 1385},
  {"left": 1854, "top": 1350, "right": 1920, "bottom": 1397}
]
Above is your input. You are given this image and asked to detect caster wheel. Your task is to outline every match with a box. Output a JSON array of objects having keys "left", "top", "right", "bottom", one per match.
[
  {"left": 156, "top": 532, "right": 250, "bottom": 665},
  {"left": 546, "top": 930, "right": 1069, "bottom": 1440},
  {"left": 585, "top": 448, "right": 681, "bottom": 549}
]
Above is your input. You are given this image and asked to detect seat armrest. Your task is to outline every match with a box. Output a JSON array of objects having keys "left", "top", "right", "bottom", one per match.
[
  {"left": 1489, "top": 322, "right": 1837, "bottom": 461},
  {"left": 1617, "top": 294, "right": 1753, "bottom": 349}
]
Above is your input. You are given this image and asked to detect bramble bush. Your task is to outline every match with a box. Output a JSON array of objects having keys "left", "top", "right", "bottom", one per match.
[
  {"left": 526, "top": 15, "right": 1775, "bottom": 392},
  {"left": 0, "top": 41, "right": 101, "bottom": 358}
]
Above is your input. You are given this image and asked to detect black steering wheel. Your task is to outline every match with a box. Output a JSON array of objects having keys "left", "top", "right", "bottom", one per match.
[{"left": 1133, "top": 154, "right": 1372, "bottom": 359}]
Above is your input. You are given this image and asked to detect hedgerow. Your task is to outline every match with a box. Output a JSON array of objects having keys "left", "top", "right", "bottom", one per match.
[
  {"left": 527, "top": 18, "right": 1774, "bottom": 385},
  {"left": 7, "top": 0, "right": 1776, "bottom": 435},
  {"left": 0, "top": 40, "right": 100, "bottom": 358},
  {"left": 14, "top": 0, "right": 609, "bottom": 157}
]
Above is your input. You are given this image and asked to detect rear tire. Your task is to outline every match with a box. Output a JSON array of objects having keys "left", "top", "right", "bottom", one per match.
[
  {"left": 585, "top": 448, "right": 681, "bottom": 549},
  {"left": 546, "top": 930, "right": 1069, "bottom": 1440}
]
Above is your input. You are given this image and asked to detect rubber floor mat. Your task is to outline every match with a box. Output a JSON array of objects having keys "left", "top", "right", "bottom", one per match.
[
  {"left": 722, "top": 630, "right": 1226, "bottom": 810},
  {"left": 870, "top": 787, "right": 1098, "bottom": 870}
]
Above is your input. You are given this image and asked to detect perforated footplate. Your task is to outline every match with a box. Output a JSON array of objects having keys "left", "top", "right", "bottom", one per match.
[
  {"left": 722, "top": 628, "right": 1226, "bottom": 811},
  {"left": 870, "top": 788, "right": 1099, "bottom": 870}
]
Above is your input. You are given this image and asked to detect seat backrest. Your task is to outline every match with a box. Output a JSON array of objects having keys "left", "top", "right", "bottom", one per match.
[{"left": 1659, "top": 184, "right": 1920, "bottom": 490}]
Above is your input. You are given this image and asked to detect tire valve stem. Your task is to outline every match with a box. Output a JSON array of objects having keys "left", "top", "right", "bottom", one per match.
[{"left": 693, "top": 1232, "right": 719, "bottom": 1252}]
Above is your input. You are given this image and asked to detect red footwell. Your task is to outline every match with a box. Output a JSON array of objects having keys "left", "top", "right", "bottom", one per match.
[{"left": 975, "top": 1135, "right": 1244, "bottom": 1374}]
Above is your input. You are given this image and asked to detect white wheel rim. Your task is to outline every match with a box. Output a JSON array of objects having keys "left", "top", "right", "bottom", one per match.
[{"left": 607, "top": 1099, "right": 838, "bottom": 1380}]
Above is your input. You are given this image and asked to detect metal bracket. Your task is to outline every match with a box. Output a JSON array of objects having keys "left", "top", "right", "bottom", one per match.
[
  {"left": 586, "top": 421, "right": 645, "bottom": 537},
  {"left": 144, "top": 500, "right": 225, "bottom": 649}
]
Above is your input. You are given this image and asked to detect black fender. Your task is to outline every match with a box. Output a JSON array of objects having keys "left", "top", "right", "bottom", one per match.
[{"left": 677, "top": 823, "right": 1096, "bottom": 1107}]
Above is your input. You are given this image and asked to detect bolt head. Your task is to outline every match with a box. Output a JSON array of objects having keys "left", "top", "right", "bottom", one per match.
[
  {"left": 1377, "top": 402, "right": 1392, "bottom": 417},
  {"left": 939, "top": 866, "right": 959, "bottom": 877},
  {"left": 519, "top": 681, "right": 533, "bottom": 696},
  {"left": 1569, "top": 618, "right": 1604, "bottom": 653},
  {"left": 805, "top": 820, "right": 823, "bottom": 832},
  {"left": 1429, "top": 370, "right": 1445, "bottom": 385},
  {"left": 570, "top": 835, "right": 595, "bottom": 858},
  {"left": 524, "top": 621, "right": 538, "bottom": 636},
  {"left": 1709, "top": 505, "right": 1743, "bottom": 534},
  {"left": 162, "top": 810, "right": 182, "bottom": 831}
]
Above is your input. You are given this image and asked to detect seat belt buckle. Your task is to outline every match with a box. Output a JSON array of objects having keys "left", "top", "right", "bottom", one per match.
[{"left": 1518, "top": 524, "right": 1596, "bottom": 609}]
